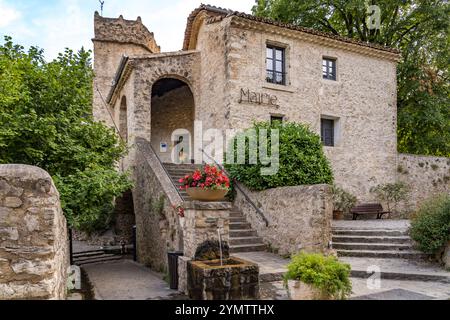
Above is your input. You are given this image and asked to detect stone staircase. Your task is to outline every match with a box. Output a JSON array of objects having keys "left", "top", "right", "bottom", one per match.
[
  {"left": 164, "top": 163, "right": 201, "bottom": 201},
  {"left": 332, "top": 227, "right": 428, "bottom": 260},
  {"left": 229, "top": 208, "right": 266, "bottom": 253},
  {"left": 164, "top": 163, "right": 266, "bottom": 253},
  {"left": 72, "top": 249, "right": 126, "bottom": 266}
]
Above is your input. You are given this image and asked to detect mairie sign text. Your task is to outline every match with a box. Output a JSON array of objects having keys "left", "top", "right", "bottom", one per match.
[{"left": 238, "top": 88, "right": 279, "bottom": 107}]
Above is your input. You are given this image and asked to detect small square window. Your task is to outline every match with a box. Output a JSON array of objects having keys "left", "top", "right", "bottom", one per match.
[
  {"left": 270, "top": 115, "right": 284, "bottom": 124},
  {"left": 321, "top": 118, "right": 335, "bottom": 146},
  {"left": 323, "top": 58, "right": 337, "bottom": 81},
  {"left": 266, "top": 45, "right": 286, "bottom": 85}
]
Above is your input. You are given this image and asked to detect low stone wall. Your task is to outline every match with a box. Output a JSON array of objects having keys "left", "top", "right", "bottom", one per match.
[
  {"left": 397, "top": 154, "right": 450, "bottom": 214},
  {"left": 0, "top": 165, "right": 68, "bottom": 300},
  {"left": 234, "top": 184, "right": 332, "bottom": 256}
]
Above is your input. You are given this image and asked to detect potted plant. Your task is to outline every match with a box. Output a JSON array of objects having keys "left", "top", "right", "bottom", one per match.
[
  {"left": 284, "top": 252, "right": 352, "bottom": 300},
  {"left": 332, "top": 185, "right": 357, "bottom": 220},
  {"left": 179, "top": 165, "right": 231, "bottom": 201}
]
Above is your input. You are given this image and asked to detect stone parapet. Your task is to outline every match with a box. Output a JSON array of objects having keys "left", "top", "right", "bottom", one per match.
[
  {"left": 0, "top": 165, "right": 68, "bottom": 300},
  {"left": 234, "top": 183, "right": 332, "bottom": 255},
  {"left": 397, "top": 154, "right": 450, "bottom": 215}
]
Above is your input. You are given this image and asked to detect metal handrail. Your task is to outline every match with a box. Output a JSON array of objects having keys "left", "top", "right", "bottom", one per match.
[{"left": 200, "top": 149, "right": 269, "bottom": 227}]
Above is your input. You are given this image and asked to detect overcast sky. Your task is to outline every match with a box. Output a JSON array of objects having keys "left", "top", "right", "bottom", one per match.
[{"left": 0, "top": 0, "right": 255, "bottom": 60}]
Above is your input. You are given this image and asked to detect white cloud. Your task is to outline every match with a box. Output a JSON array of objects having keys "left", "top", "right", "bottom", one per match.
[
  {"left": 31, "top": 0, "right": 92, "bottom": 59},
  {"left": 0, "top": 0, "right": 21, "bottom": 28},
  {"left": 1, "top": 0, "right": 256, "bottom": 60},
  {"left": 99, "top": 0, "right": 255, "bottom": 52}
]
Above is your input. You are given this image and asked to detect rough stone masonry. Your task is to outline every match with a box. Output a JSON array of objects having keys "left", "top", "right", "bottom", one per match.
[{"left": 0, "top": 165, "right": 68, "bottom": 300}]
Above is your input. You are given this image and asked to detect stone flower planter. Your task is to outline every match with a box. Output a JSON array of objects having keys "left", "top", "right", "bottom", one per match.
[
  {"left": 187, "top": 257, "right": 259, "bottom": 300},
  {"left": 186, "top": 188, "right": 228, "bottom": 202},
  {"left": 287, "top": 280, "right": 329, "bottom": 300}
]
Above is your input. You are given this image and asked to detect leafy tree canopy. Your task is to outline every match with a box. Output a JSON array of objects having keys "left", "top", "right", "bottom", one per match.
[
  {"left": 253, "top": 0, "right": 450, "bottom": 157},
  {"left": 0, "top": 36, "right": 132, "bottom": 232}
]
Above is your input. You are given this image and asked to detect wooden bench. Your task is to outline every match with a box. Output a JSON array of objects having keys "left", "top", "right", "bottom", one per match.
[{"left": 350, "top": 203, "right": 390, "bottom": 220}]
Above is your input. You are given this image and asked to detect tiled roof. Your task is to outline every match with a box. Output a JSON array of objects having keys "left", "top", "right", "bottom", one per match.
[{"left": 183, "top": 4, "right": 400, "bottom": 55}]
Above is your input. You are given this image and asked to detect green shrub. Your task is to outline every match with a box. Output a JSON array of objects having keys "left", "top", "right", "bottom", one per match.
[
  {"left": 54, "top": 166, "right": 132, "bottom": 233},
  {"left": 284, "top": 252, "right": 352, "bottom": 300},
  {"left": 410, "top": 195, "right": 450, "bottom": 254},
  {"left": 370, "top": 182, "right": 410, "bottom": 213},
  {"left": 332, "top": 185, "right": 357, "bottom": 213},
  {"left": 224, "top": 121, "right": 333, "bottom": 191}
]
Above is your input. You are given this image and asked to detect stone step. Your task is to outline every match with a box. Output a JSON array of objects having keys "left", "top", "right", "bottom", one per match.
[
  {"left": 332, "top": 235, "right": 412, "bottom": 244},
  {"left": 229, "top": 222, "right": 252, "bottom": 230},
  {"left": 73, "top": 250, "right": 105, "bottom": 258},
  {"left": 163, "top": 163, "right": 198, "bottom": 168},
  {"left": 339, "top": 257, "right": 450, "bottom": 284},
  {"left": 166, "top": 168, "right": 198, "bottom": 174},
  {"left": 230, "top": 211, "right": 244, "bottom": 218},
  {"left": 332, "top": 229, "right": 408, "bottom": 237},
  {"left": 73, "top": 254, "right": 123, "bottom": 265},
  {"left": 229, "top": 217, "right": 247, "bottom": 223},
  {"left": 229, "top": 236, "right": 264, "bottom": 246},
  {"left": 337, "top": 249, "right": 428, "bottom": 259},
  {"left": 333, "top": 242, "right": 414, "bottom": 251},
  {"left": 229, "top": 229, "right": 257, "bottom": 237},
  {"left": 230, "top": 243, "right": 267, "bottom": 253}
]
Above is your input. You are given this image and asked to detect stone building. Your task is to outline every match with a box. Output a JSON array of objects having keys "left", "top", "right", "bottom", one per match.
[{"left": 91, "top": 5, "right": 449, "bottom": 271}]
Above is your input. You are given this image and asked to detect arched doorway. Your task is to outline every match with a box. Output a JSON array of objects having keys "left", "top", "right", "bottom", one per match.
[{"left": 151, "top": 78, "right": 195, "bottom": 164}]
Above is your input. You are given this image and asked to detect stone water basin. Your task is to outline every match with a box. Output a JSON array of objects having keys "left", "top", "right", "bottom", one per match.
[{"left": 187, "top": 257, "right": 259, "bottom": 300}]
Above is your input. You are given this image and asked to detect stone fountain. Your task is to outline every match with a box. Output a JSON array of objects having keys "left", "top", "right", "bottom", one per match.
[{"left": 187, "top": 240, "right": 260, "bottom": 300}]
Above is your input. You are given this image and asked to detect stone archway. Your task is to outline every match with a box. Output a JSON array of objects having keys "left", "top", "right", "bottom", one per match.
[{"left": 150, "top": 77, "right": 195, "bottom": 164}]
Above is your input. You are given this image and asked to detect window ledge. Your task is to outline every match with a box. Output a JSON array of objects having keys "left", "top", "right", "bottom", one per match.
[
  {"left": 321, "top": 79, "right": 340, "bottom": 85},
  {"left": 262, "top": 83, "right": 295, "bottom": 93}
]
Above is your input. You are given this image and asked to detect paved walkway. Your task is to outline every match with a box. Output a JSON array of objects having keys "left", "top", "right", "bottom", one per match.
[{"left": 83, "top": 260, "right": 181, "bottom": 300}]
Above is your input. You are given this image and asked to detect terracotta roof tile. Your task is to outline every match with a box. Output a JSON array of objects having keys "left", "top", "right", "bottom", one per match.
[{"left": 183, "top": 4, "right": 400, "bottom": 55}]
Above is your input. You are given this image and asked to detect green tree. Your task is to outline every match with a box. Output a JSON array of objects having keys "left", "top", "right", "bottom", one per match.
[
  {"left": 0, "top": 36, "right": 132, "bottom": 233},
  {"left": 253, "top": 0, "right": 450, "bottom": 156}
]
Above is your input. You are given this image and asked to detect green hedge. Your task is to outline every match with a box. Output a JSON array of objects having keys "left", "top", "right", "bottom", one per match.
[
  {"left": 224, "top": 121, "right": 333, "bottom": 190},
  {"left": 410, "top": 194, "right": 450, "bottom": 254}
]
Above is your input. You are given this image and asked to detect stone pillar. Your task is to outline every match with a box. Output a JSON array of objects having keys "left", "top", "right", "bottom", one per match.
[
  {"left": 182, "top": 201, "right": 231, "bottom": 259},
  {"left": 0, "top": 165, "right": 69, "bottom": 300},
  {"left": 177, "top": 201, "right": 231, "bottom": 294}
]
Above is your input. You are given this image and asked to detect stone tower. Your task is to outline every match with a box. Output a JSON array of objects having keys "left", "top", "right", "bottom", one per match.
[{"left": 92, "top": 11, "right": 160, "bottom": 125}]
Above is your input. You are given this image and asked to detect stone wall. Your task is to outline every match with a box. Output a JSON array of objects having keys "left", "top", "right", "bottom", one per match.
[
  {"left": 133, "top": 138, "right": 184, "bottom": 272},
  {"left": 397, "top": 154, "right": 450, "bottom": 214},
  {"left": 220, "top": 17, "right": 398, "bottom": 202},
  {"left": 234, "top": 183, "right": 332, "bottom": 255},
  {"left": 0, "top": 165, "right": 68, "bottom": 300},
  {"left": 183, "top": 201, "right": 231, "bottom": 259}
]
